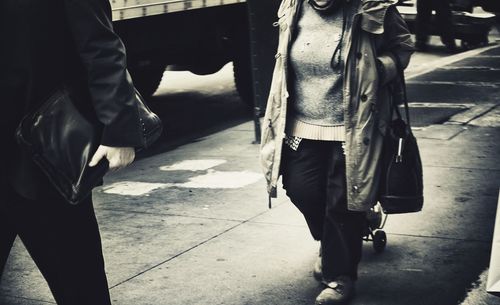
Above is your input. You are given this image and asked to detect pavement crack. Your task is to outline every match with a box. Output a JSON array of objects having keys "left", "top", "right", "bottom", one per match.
[
  {"left": 246, "top": 220, "right": 308, "bottom": 228},
  {"left": 424, "top": 165, "right": 500, "bottom": 172},
  {"left": 386, "top": 232, "right": 490, "bottom": 243},
  {"left": 108, "top": 208, "right": 274, "bottom": 290},
  {"left": 407, "top": 80, "right": 500, "bottom": 88},
  {"left": 0, "top": 294, "right": 56, "bottom": 304},
  {"left": 99, "top": 207, "right": 246, "bottom": 223}
]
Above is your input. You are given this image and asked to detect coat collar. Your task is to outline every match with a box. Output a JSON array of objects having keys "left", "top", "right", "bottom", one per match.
[
  {"left": 282, "top": 0, "right": 397, "bottom": 34},
  {"left": 359, "top": 0, "right": 398, "bottom": 34}
]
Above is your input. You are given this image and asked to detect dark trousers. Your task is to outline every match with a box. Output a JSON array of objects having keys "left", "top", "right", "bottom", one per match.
[
  {"left": 282, "top": 140, "right": 366, "bottom": 281},
  {"left": 416, "top": 0, "right": 455, "bottom": 46},
  {"left": 0, "top": 186, "right": 112, "bottom": 305}
]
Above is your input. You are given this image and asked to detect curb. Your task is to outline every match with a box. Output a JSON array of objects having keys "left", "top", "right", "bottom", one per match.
[
  {"left": 445, "top": 103, "right": 498, "bottom": 125},
  {"left": 406, "top": 44, "right": 500, "bottom": 80}
]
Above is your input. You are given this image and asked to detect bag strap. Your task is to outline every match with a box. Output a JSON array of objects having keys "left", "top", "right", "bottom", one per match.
[{"left": 391, "top": 52, "right": 412, "bottom": 128}]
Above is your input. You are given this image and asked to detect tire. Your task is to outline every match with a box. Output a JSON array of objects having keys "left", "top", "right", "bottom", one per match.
[
  {"left": 233, "top": 54, "right": 254, "bottom": 109},
  {"left": 461, "top": 31, "right": 489, "bottom": 50},
  {"left": 373, "top": 230, "right": 387, "bottom": 253},
  {"left": 129, "top": 63, "right": 167, "bottom": 98}
]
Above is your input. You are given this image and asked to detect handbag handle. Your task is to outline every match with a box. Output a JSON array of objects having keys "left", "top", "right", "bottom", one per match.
[{"left": 390, "top": 52, "right": 412, "bottom": 129}]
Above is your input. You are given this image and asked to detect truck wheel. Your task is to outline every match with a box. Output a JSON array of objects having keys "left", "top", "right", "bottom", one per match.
[
  {"left": 129, "top": 63, "right": 167, "bottom": 98},
  {"left": 233, "top": 55, "right": 254, "bottom": 109}
]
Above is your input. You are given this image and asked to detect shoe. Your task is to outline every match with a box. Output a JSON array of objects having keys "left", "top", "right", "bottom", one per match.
[{"left": 315, "top": 276, "right": 355, "bottom": 305}]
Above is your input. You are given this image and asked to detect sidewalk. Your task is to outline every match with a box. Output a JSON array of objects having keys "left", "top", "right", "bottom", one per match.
[{"left": 1, "top": 49, "right": 500, "bottom": 305}]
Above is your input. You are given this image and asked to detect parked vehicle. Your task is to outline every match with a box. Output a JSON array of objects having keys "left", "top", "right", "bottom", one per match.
[
  {"left": 111, "top": 0, "right": 255, "bottom": 106},
  {"left": 475, "top": 0, "right": 500, "bottom": 13},
  {"left": 397, "top": 0, "right": 496, "bottom": 49}
]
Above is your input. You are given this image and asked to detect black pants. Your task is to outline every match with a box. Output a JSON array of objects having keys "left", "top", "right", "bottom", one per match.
[
  {"left": 416, "top": 0, "right": 455, "bottom": 46},
  {"left": 0, "top": 186, "right": 112, "bottom": 305},
  {"left": 282, "top": 140, "right": 366, "bottom": 281}
]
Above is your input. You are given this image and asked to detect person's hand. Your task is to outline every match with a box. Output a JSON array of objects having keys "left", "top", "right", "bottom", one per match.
[{"left": 89, "top": 145, "right": 135, "bottom": 171}]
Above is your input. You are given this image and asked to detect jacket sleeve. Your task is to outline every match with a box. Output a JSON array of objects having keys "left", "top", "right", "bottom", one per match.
[
  {"left": 377, "top": 6, "right": 415, "bottom": 86},
  {"left": 63, "top": 0, "right": 144, "bottom": 147}
]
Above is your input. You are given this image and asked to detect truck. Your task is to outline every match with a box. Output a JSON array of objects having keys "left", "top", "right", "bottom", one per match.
[
  {"left": 397, "top": 0, "right": 497, "bottom": 49},
  {"left": 111, "top": 0, "right": 257, "bottom": 107}
]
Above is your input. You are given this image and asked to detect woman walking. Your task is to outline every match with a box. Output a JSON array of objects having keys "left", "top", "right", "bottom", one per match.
[{"left": 260, "top": 0, "right": 414, "bottom": 304}]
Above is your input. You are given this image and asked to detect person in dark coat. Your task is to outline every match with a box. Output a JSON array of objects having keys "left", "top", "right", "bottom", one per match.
[
  {"left": 415, "top": 0, "right": 458, "bottom": 52},
  {"left": 0, "top": 0, "right": 148, "bottom": 303}
]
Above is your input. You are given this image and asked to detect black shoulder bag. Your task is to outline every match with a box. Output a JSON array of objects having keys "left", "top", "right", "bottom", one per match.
[
  {"left": 16, "top": 85, "right": 163, "bottom": 205},
  {"left": 378, "top": 55, "right": 424, "bottom": 214}
]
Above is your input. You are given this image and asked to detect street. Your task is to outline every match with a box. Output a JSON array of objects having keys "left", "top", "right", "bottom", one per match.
[{"left": 1, "top": 38, "right": 499, "bottom": 305}]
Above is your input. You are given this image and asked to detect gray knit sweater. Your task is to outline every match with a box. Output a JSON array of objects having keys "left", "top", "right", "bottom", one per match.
[{"left": 288, "top": 1, "right": 353, "bottom": 141}]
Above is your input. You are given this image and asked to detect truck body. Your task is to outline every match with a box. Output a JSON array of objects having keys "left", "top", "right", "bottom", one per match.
[
  {"left": 111, "top": 0, "right": 246, "bottom": 20},
  {"left": 397, "top": 0, "right": 496, "bottom": 48},
  {"left": 111, "top": 0, "right": 254, "bottom": 103}
]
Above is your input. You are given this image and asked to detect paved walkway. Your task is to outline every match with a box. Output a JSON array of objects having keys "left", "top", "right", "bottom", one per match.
[{"left": 1, "top": 45, "right": 499, "bottom": 305}]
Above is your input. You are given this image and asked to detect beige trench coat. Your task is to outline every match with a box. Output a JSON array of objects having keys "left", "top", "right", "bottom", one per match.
[{"left": 260, "top": 0, "right": 414, "bottom": 211}]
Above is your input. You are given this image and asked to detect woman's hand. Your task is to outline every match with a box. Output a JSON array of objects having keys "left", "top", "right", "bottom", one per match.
[{"left": 89, "top": 145, "right": 135, "bottom": 171}]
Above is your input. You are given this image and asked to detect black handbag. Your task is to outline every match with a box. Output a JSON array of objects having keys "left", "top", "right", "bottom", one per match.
[
  {"left": 378, "top": 56, "right": 424, "bottom": 214},
  {"left": 16, "top": 85, "right": 163, "bottom": 205}
]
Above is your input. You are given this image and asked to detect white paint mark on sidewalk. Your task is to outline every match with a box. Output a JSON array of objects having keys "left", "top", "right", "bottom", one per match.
[
  {"left": 440, "top": 66, "right": 500, "bottom": 71},
  {"left": 409, "top": 102, "right": 475, "bottom": 109},
  {"left": 407, "top": 80, "right": 500, "bottom": 88},
  {"left": 177, "top": 170, "right": 262, "bottom": 189},
  {"left": 400, "top": 268, "right": 424, "bottom": 272},
  {"left": 102, "top": 181, "right": 168, "bottom": 196},
  {"left": 160, "top": 159, "right": 227, "bottom": 171},
  {"left": 101, "top": 170, "right": 263, "bottom": 196}
]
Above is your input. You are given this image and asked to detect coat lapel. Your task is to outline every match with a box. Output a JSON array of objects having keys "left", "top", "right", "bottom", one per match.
[{"left": 360, "top": 0, "right": 398, "bottom": 34}]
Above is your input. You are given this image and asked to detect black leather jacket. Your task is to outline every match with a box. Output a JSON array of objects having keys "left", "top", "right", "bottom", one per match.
[{"left": 0, "top": 0, "right": 145, "bottom": 197}]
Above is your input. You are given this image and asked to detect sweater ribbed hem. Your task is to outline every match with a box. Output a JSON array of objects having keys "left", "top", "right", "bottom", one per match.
[{"left": 288, "top": 119, "right": 345, "bottom": 141}]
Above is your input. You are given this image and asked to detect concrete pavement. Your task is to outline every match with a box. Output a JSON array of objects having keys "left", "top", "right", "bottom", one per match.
[{"left": 1, "top": 46, "right": 500, "bottom": 305}]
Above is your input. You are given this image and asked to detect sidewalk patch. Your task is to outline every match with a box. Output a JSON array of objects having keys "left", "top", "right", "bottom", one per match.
[
  {"left": 446, "top": 104, "right": 497, "bottom": 125},
  {"left": 406, "top": 44, "right": 500, "bottom": 79},
  {"left": 469, "top": 106, "right": 500, "bottom": 128},
  {"left": 176, "top": 170, "right": 262, "bottom": 189},
  {"left": 413, "top": 125, "right": 467, "bottom": 140},
  {"left": 407, "top": 80, "right": 500, "bottom": 88},
  {"left": 102, "top": 181, "right": 167, "bottom": 196},
  {"left": 160, "top": 159, "right": 227, "bottom": 171},
  {"left": 101, "top": 170, "right": 263, "bottom": 196},
  {"left": 407, "top": 103, "right": 471, "bottom": 127}
]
